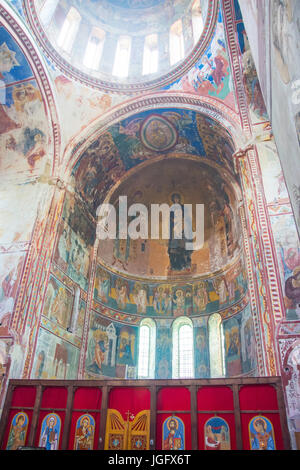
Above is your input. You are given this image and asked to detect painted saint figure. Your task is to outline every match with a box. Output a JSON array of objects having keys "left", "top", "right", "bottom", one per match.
[
  {"left": 162, "top": 416, "right": 185, "bottom": 450},
  {"left": 6, "top": 413, "right": 28, "bottom": 450},
  {"left": 74, "top": 415, "right": 95, "bottom": 450},
  {"left": 249, "top": 416, "right": 276, "bottom": 450},
  {"left": 39, "top": 414, "right": 60, "bottom": 450}
]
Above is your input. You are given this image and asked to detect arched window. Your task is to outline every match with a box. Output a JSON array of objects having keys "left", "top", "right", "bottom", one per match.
[
  {"left": 57, "top": 7, "right": 81, "bottom": 54},
  {"left": 143, "top": 34, "right": 159, "bottom": 75},
  {"left": 172, "top": 317, "right": 194, "bottom": 379},
  {"left": 112, "top": 36, "right": 132, "bottom": 78},
  {"left": 138, "top": 318, "right": 156, "bottom": 379},
  {"left": 208, "top": 313, "right": 225, "bottom": 377},
  {"left": 83, "top": 28, "right": 106, "bottom": 70},
  {"left": 40, "top": 0, "right": 59, "bottom": 27},
  {"left": 191, "top": 0, "right": 204, "bottom": 44},
  {"left": 169, "top": 20, "right": 184, "bottom": 66}
]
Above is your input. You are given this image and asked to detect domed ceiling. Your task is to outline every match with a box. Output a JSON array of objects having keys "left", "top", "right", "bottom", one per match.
[
  {"left": 98, "top": 156, "right": 243, "bottom": 279},
  {"left": 25, "top": 0, "right": 218, "bottom": 92}
]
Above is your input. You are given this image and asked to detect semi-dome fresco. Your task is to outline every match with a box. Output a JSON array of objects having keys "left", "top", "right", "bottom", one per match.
[{"left": 25, "top": 0, "right": 217, "bottom": 91}]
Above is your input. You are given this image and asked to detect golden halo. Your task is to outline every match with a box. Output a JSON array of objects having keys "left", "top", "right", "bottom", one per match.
[
  {"left": 167, "top": 417, "right": 178, "bottom": 431},
  {"left": 79, "top": 415, "right": 91, "bottom": 427},
  {"left": 46, "top": 414, "right": 57, "bottom": 427},
  {"left": 253, "top": 417, "right": 267, "bottom": 433}
]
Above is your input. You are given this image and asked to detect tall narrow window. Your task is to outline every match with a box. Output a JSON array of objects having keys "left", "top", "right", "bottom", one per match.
[
  {"left": 112, "top": 36, "right": 132, "bottom": 78},
  {"left": 83, "top": 28, "right": 106, "bottom": 70},
  {"left": 208, "top": 313, "right": 225, "bottom": 378},
  {"left": 169, "top": 20, "right": 184, "bottom": 66},
  {"left": 191, "top": 0, "right": 204, "bottom": 44},
  {"left": 143, "top": 34, "right": 159, "bottom": 75},
  {"left": 172, "top": 317, "right": 194, "bottom": 379},
  {"left": 57, "top": 7, "right": 81, "bottom": 54},
  {"left": 40, "top": 0, "right": 59, "bottom": 27},
  {"left": 138, "top": 318, "right": 156, "bottom": 379}
]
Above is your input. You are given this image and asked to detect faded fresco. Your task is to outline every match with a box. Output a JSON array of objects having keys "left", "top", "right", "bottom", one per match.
[
  {"left": 43, "top": 274, "right": 74, "bottom": 330},
  {"left": 165, "top": 8, "right": 235, "bottom": 110},
  {"left": 94, "top": 260, "right": 247, "bottom": 317},
  {"left": 85, "top": 310, "right": 138, "bottom": 379},
  {"left": 31, "top": 327, "right": 80, "bottom": 379},
  {"left": 194, "top": 319, "right": 210, "bottom": 378},
  {"left": 155, "top": 321, "right": 172, "bottom": 379},
  {"left": 0, "top": 27, "right": 49, "bottom": 176},
  {"left": 270, "top": 214, "right": 300, "bottom": 320},
  {"left": 224, "top": 315, "right": 242, "bottom": 376},
  {"left": 73, "top": 109, "right": 237, "bottom": 217}
]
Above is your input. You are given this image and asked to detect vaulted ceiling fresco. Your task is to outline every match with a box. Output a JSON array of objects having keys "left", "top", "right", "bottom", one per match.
[{"left": 71, "top": 108, "right": 237, "bottom": 216}]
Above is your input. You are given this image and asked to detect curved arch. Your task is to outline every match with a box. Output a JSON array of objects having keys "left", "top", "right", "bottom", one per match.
[
  {"left": 0, "top": 2, "right": 61, "bottom": 175},
  {"left": 172, "top": 316, "right": 194, "bottom": 379},
  {"left": 138, "top": 317, "right": 156, "bottom": 378},
  {"left": 62, "top": 92, "right": 244, "bottom": 176}
]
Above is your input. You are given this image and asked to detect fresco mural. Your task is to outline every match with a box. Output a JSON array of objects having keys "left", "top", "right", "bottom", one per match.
[
  {"left": 204, "top": 417, "right": 231, "bottom": 450},
  {"left": 162, "top": 416, "right": 185, "bottom": 450},
  {"left": 249, "top": 416, "right": 276, "bottom": 450},
  {"left": 0, "top": 253, "right": 24, "bottom": 335},
  {"left": 155, "top": 322, "right": 172, "bottom": 379},
  {"left": 53, "top": 193, "right": 94, "bottom": 291},
  {"left": 85, "top": 310, "right": 138, "bottom": 379},
  {"left": 194, "top": 320, "right": 210, "bottom": 378},
  {"left": 165, "top": 9, "right": 235, "bottom": 110},
  {"left": 42, "top": 274, "right": 74, "bottom": 330},
  {"left": 270, "top": 214, "right": 300, "bottom": 320},
  {"left": 39, "top": 413, "right": 61, "bottom": 450},
  {"left": 6, "top": 412, "right": 29, "bottom": 450},
  {"left": 73, "top": 109, "right": 237, "bottom": 217},
  {"left": 94, "top": 260, "right": 248, "bottom": 318},
  {"left": 73, "top": 414, "right": 95, "bottom": 450},
  {"left": 224, "top": 315, "right": 242, "bottom": 376},
  {"left": 0, "top": 27, "right": 49, "bottom": 176},
  {"left": 31, "top": 328, "right": 80, "bottom": 379},
  {"left": 240, "top": 304, "right": 257, "bottom": 373}
]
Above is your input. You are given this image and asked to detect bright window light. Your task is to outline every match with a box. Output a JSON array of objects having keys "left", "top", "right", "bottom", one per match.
[
  {"left": 143, "top": 34, "right": 159, "bottom": 75},
  {"left": 40, "top": 0, "right": 59, "bottom": 27},
  {"left": 191, "top": 0, "right": 204, "bottom": 44},
  {"left": 169, "top": 19, "right": 184, "bottom": 66},
  {"left": 112, "top": 36, "right": 131, "bottom": 78},
  {"left": 83, "top": 28, "right": 105, "bottom": 70},
  {"left": 57, "top": 7, "right": 81, "bottom": 54}
]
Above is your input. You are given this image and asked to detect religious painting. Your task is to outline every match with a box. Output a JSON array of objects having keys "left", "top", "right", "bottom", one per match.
[
  {"left": 194, "top": 324, "right": 210, "bottom": 378},
  {"left": 94, "top": 266, "right": 111, "bottom": 303},
  {"left": 117, "top": 326, "right": 136, "bottom": 367},
  {"left": 162, "top": 416, "right": 185, "bottom": 450},
  {"left": 153, "top": 285, "right": 172, "bottom": 315},
  {"left": 168, "top": 193, "right": 192, "bottom": 272},
  {"left": 6, "top": 412, "right": 29, "bottom": 450},
  {"left": 270, "top": 214, "right": 300, "bottom": 320},
  {"left": 31, "top": 328, "right": 80, "bottom": 380},
  {"left": 38, "top": 413, "right": 61, "bottom": 450},
  {"left": 241, "top": 305, "right": 257, "bottom": 373},
  {"left": 204, "top": 417, "right": 231, "bottom": 450},
  {"left": 43, "top": 275, "right": 74, "bottom": 330},
  {"left": 73, "top": 414, "right": 95, "bottom": 450},
  {"left": 224, "top": 316, "right": 242, "bottom": 376},
  {"left": 0, "top": 253, "right": 24, "bottom": 335},
  {"left": 249, "top": 416, "right": 276, "bottom": 450},
  {"left": 85, "top": 312, "right": 118, "bottom": 378},
  {"left": 193, "top": 282, "right": 208, "bottom": 314},
  {"left": 132, "top": 283, "right": 148, "bottom": 314},
  {"left": 155, "top": 324, "right": 172, "bottom": 379},
  {"left": 54, "top": 221, "right": 90, "bottom": 292}
]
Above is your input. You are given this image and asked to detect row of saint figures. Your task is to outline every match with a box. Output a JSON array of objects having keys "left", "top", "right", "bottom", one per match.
[{"left": 5, "top": 411, "right": 276, "bottom": 450}]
